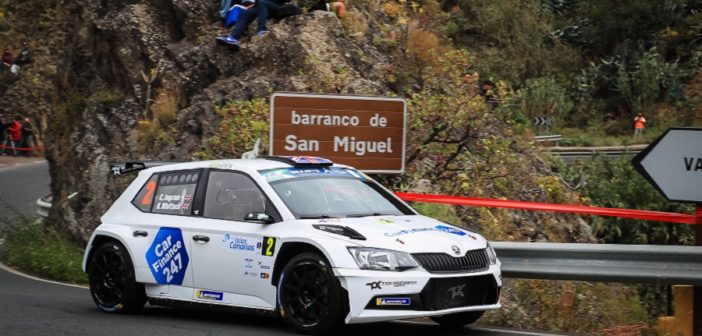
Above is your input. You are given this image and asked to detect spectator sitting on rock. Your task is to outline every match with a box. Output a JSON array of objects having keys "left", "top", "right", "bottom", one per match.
[
  {"left": 15, "top": 42, "right": 31, "bottom": 65},
  {"left": 301, "top": 0, "right": 346, "bottom": 18},
  {"left": 480, "top": 80, "right": 499, "bottom": 110},
  {"left": 1, "top": 48, "right": 13, "bottom": 70},
  {"left": 217, "top": 0, "right": 292, "bottom": 47}
]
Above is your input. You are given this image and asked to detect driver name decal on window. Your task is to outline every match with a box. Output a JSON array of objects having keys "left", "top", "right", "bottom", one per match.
[{"left": 151, "top": 172, "right": 199, "bottom": 215}]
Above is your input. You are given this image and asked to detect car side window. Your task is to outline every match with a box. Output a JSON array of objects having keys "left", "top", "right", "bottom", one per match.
[
  {"left": 132, "top": 174, "right": 159, "bottom": 212},
  {"left": 151, "top": 171, "right": 199, "bottom": 215},
  {"left": 204, "top": 171, "right": 267, "bottom": 221}
]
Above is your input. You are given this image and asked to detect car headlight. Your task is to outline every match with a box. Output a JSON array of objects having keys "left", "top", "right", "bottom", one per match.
[
  {"left": 486, "top": 242, "right": 498, "bottom": 264},
  {"left": 347, "top": 247, "right": 418, "bottom": 271}
]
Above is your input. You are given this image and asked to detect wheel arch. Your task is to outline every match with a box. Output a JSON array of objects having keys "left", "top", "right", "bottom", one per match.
[
  {"left": 271, "top": 241, "right": 329, "bottom": 287},
  {"left": 83, "top": 233, "right": 132, "bottom": 273}
]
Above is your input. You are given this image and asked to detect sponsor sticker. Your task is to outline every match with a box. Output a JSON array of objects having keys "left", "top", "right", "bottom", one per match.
[
  {"left": 258, "top": 261, "right": 271, "bottom": 270},
  {"left": 260, "top": 272, "right": 270, "bottom": 279},
  {"left": 366, "top": 280, "right": 418, "bottom": 290},
  {"left": 244, "top": 258, "right": 254, "bottom": 269},
  {"left": 383, "top": 227, "right": 434, "bottom": 238},
  {"left": 435, "top": 225, "right": 466, "bottom": 236},
  {"left": 222, "top": 234, "right": 276, "bottom": 254},
  {"left": 223, "top": 234, "right": 259, "bottom": 252},
  {"left": 259, "top": 167, "right": 361, "bottom": 182},
  {"left": 383, "top": 225, "right": 470, "bottom": 237},
  {"left": 377, "top": 218, "right": 395, "bottom": 224},
  {"left": 146, "top": 227, "right": 190, "bottom": 285},
  {"left": 376, "top": 297, "right": 411, "bottom": 306},
  {"left": 196, "top": 289, "right": 223, "bottom": 301}
]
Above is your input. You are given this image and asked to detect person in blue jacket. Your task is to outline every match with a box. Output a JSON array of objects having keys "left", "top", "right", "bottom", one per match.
[{"left": 217, "top": 0, "right": 291, "bottom": 47}]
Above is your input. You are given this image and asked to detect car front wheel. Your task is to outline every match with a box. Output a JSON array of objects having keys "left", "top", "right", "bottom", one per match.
[
  {"left": 277, "top": 252, "right": 346, "bottom": 335},
  {"left": 431, "top": 310, "right": 485, "bottom": 328},
  {"left": 88, "top": 241, "right": 146, "bottom": 313}
]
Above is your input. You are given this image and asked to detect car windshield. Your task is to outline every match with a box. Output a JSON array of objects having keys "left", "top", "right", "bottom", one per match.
[{"left": 269, "top": 176, "right": 411, "bottom": 219}]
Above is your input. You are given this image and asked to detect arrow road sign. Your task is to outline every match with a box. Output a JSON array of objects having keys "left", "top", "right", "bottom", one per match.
[
  {"left": 632, "top": 128, "right": 702, "bottom": 203},
  {"left": 533, "top": 116, "right": 551, "bottom": 126}
]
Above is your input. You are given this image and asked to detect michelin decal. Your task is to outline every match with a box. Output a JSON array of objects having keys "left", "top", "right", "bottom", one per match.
[{"left": 146, "top": 227, "right": 190, "bottom": 285}]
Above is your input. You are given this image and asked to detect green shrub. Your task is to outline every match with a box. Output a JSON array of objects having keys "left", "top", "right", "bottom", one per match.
[
  {"left": 201, "top": 98, "right": 270, "bottom": 160},
  {"left": 1, "top": 216, "right": 87, "bottom": 284}
]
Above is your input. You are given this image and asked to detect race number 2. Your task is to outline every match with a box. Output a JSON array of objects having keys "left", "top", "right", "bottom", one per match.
[{"left": 262, "top": 236, "right": 277, "bottom": 256}]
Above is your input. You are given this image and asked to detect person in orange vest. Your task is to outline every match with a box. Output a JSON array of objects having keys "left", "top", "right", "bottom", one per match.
[{"left": 633, "top": 112, "right": 646, "bottom": 138}]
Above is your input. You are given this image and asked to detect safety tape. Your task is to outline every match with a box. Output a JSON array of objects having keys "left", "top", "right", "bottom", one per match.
[
  {"left": 395, "top": 192, "right": 697, "bottom": 224},
  {"left": 0, "top": 145, "right": 45, "bottom": 151}
]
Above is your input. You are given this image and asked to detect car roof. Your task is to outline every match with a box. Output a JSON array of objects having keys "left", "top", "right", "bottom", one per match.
[{"left": 141, "top": 159, "right": 351, "bottom": 175}]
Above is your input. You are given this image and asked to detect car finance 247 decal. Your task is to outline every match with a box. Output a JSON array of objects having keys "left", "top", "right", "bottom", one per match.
[{"left": 146, "top": 227, "right": 190, "bottom": 285}]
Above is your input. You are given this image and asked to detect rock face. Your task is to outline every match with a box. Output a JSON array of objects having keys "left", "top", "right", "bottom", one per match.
[
  {"left": 2, "top": 0, "right": 594, "bottom": 244},
  {"left": 43, "top": 1, "right": 391, "bottom": 241}
]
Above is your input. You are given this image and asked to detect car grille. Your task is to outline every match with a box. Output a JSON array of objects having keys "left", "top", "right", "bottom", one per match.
[
  {"left": 421, "top": 275, "right": 500, "bottom": 310},
  {"left": 412, "top": 249, "right": 489, "bottom": 273}
]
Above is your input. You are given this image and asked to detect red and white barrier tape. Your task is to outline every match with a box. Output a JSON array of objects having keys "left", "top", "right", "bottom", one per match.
[
  {"left": 0, "top": 145, "right": 45, "bottom": 151},
  {"left": 395, "top": 192, "right": 697, "bottom": 224}
]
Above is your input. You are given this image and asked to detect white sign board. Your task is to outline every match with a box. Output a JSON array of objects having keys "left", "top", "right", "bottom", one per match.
[{"left": 632, "top": 128, "right": 702, "bottom": 203}]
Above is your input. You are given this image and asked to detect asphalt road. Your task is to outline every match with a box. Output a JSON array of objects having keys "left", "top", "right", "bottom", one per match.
[
  {"left": 0, "top": 158, "right": 49, "bottom": 227},
  {"left": 0, "top": 160, "right": 567, "bottom": 336}
]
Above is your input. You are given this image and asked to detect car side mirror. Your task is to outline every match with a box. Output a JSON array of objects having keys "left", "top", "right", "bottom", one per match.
[{"left": 244, "top": 212, "right": 274, "bottom": 224}]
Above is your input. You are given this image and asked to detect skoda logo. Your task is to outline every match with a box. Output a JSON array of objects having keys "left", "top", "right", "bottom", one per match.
[{"left": 451, "top": 245, "right": 461, "bottom": 255}]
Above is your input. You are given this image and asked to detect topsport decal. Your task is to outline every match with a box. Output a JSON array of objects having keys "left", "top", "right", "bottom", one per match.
[{"left": 146, "top": 227, "right": 190, "bottom": 285}]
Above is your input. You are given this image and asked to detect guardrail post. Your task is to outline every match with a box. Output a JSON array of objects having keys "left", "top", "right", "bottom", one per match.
[{"left": 696, "top": 204, "right": 702, "bottom": 336}]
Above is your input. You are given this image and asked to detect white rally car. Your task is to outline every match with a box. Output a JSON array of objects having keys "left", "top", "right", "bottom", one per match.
[{"left": 83, "top": 156, "right": 501, "bottom": 334}]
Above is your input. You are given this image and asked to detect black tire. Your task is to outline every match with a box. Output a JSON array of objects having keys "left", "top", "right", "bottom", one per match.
[
  {"left": 88, "top": 241, "right": 146, "bottom": 314},
  {"left": 277, "top": 252, "right": 347, "bottom": 335},
  {"left": 431, "top": 311, "right": 484, "bottom": 328}
]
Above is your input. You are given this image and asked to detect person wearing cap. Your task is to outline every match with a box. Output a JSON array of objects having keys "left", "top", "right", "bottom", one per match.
[{"left": 217, "top": 0, "right": 291, "bottom": 47}]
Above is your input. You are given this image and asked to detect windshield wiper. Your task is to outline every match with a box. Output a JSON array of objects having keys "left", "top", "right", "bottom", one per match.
[
  {"left": 300, "top": 215, "right": 335, "bottom": 219},
  {"left": 346, "top": 213, "right": 396, "bottom": 218}
]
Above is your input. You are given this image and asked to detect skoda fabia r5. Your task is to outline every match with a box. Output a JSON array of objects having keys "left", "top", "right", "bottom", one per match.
[{"left": 83, "top": 156, "right": 501, "bottom": 334}]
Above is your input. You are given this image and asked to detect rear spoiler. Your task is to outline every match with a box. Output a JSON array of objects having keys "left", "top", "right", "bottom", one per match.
[{"left": 110, "top": 161, "right": 179, "bottom": 176}]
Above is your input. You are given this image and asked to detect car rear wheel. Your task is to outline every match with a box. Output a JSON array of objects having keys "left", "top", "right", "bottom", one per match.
[
  {"left": 277, "top": 252, "right": 346, "bottom": 335},
  {"left": 431, "top": 310, "right": 484, "bottom": 328},
  {"left": 88, "top": 241, "right": 146, "bottom": 313}
]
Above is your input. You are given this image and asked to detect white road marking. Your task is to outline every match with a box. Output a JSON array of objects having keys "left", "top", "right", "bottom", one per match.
[
  {"left": 0, "top": 261, "right": 88, "bottom": 289},
  {"left": 394, "top": 321, "right": 570, "bottom": 335}
]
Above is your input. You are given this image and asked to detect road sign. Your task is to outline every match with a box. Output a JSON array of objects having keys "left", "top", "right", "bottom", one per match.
[
  {"left": 533, "top": 116, "right": 551, "bottom": 126},
  {"left": 632, "top": 128, "right": 702, "bottom": 203},
  {"left": 269, "top": 93, "right": 406, "bottom": 173}
]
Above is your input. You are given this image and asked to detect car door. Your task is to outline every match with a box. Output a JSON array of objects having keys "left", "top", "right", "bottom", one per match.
[
  {"left": 127, "top": 170, "right": 201, "bottom": 296},
  {"left": 189, "top": 169, "right": 281, "bottom": 309}
]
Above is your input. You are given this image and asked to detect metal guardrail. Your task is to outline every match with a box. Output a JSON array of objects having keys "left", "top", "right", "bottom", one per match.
[
  {"left": 535, "top": 135, "right": 562, "bottom": 146},
  {"left": 36, "top": 194, "right": 52, "bottom": 218},
  {"left": 548, "top": 145, "right": 647, "bottom": 159},
  {"left": 493, "top": 242, "right": 702, "bottom": 285}
]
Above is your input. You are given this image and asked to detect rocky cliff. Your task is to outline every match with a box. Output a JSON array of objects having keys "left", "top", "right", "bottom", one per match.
[{"left": 0, "top": 0, "right": 594, "bottom": 245}]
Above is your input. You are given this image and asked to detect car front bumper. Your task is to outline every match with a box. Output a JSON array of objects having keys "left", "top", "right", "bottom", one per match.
[{"left": 334, "top": 265, "right": 502, "bottom": 324}]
